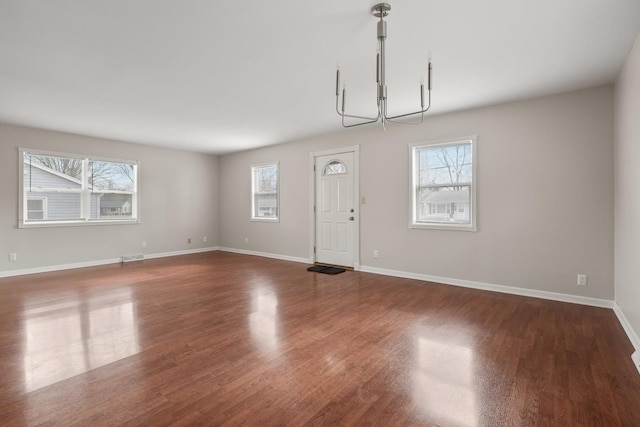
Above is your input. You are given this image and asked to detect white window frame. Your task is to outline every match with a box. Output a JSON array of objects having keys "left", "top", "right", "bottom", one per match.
[
  {"left": 251, "top": 161, "right": 279, "bottom": 222},
  {"left": 19, "top": 148, "right": 140, "bottom": 228},
  {"left": 409, "top": 136, "right": 477, "bottom": 231}
]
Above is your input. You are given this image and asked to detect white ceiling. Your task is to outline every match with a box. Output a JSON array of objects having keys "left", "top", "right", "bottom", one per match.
[{"left": 1, "top": 1, "right": 639, "bottom": 155}]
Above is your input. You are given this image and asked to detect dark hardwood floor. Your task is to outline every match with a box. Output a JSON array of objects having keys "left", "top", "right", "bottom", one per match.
[{"left": 0, "top": 251, "right": 639, "bottom": 426}]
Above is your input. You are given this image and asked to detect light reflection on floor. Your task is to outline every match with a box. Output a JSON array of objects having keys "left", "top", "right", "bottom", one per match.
[
  {"left": 248, "top": 285, "right": 280, "bottom": 354},
  {"left": 22, "top": 287, "right": 140, "bottom": 393},
  {"left": 413, "top": 336, "right": 478, "bottom": 427}
]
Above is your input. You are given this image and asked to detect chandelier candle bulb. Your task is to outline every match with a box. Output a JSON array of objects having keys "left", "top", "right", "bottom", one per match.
[
  {"left": 342, "top": 87, "right": 346, "bottom": 112},
  {"left": 428, "top": 62, "right": 432, "bottom": 91},
  {"left": 335, "top": 68, "right": 340, "bottom": 96},
  {"left": 421, "top": 84, "right": 425, "bottom": 108},
  {"left": 376, "top": 53, "right": 380, "bottom": 83}
]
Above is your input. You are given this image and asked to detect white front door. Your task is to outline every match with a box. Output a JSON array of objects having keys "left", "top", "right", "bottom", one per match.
[{"left": 315, "top": 151, "right": 356, "bottom": 267}]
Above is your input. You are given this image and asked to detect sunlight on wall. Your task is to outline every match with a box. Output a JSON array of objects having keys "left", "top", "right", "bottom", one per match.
[
  {"left": 413, "top": 337, "right": 478, "bottom": 427},
  {"left": 22, "top": 288, "right": 140, "bottom": 393}
]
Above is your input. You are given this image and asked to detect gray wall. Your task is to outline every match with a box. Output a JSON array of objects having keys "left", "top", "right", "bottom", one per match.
[
  {"left": 0, "top": 85, "right": 619, "bottom": 304},
  {"left": 220, "top": 85, "right": 615, "bottom": 300},
  {"left": 615, "top": 33, "right": 640, "bottom": 345},
  {"left": 0, "top": 123, "right": 219, "bottom": 273},
  {"left": 1, "top": 74, "right": 633, "bottom": 353}
]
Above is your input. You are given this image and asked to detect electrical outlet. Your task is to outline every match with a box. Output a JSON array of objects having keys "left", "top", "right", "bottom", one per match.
[
  {"left": 187, "top": 238, "right": 192, "bottom": 244},
  {"left": 244, "top": 237, "right": 249, "bottom": 244},
  {"left": 203, "top": 236, "right": 207, "bottom": 243},
  {"left": 373, "top": 249, "right": 379, "bottom": 258},
  {"left": 577, "top": 274, "right": 588, "bottom": 286},
  {"left": 141, "top": 241, "right": 147, "bottom": 249},
  {"left": 8, "top": 253, "right": 17, "bottom": 262}
]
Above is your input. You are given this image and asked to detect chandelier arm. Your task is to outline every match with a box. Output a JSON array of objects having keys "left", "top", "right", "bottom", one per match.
[
  {"left": 384, "top": 91, "right": 431, "bottom": 122},
  {"left": 339, "top": 108, "right": 381, "bottom": 127},
  {"left": 384, "top": 108, "right": 429, "bottom": 122},
  {"left": 336, "top": 93, "right": 380, "bottom": 122},
  {"left": 341, "top": 115, "right": 380, "bottom": 128},
  {"left": 337, "top": 109, "right": 381, "bottom": 121},
  {"left": 385, "top": 114, "right": 424, "bottom": 125},
  {"left": 342, "top": 100, "right": 381, "bottom": 128}
]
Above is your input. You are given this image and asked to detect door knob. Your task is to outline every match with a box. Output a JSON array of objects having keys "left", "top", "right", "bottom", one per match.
[{"left": 349, "top": 216, "right": 354, "bottom": 221}]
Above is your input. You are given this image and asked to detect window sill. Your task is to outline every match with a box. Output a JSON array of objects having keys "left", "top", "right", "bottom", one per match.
[
  {"left": 19, "top": 219, "right": 140, "bottom": 229},
  {"left": 250, "top": 217, "right": 279, "bottom": 223},
  {"left": 410, "top": 222, "right": 476, "bottom": 232}
]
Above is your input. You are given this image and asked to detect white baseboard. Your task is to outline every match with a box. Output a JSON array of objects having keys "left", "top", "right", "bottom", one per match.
[
  {"left": 613, "top": 303, "right": 640, "bottom": 375},
  {"left": 0, "top": 257, "right": 122, "bottom": 278},
  {"left": 144, "top": 246, "right": 220, "bottom": 260},
  {"left": 632, "top": 351, "right": 640, "bottom": 375},
  {"left": 0, "top": 247, "right": 220, "bottom": 278},
  {"left": 217, "top": 247, "right": 312, "bottom": 265},
  {"left": 360, "top": 265, "right": 614, "bottom": 309},
  {"left": 613, "top": 303, "right": 640, "bottom": 350}
]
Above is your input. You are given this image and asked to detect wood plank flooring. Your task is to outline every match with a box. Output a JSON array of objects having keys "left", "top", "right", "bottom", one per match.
[{"left": 0, "top": 251, "right": 639, "bottom": 426}]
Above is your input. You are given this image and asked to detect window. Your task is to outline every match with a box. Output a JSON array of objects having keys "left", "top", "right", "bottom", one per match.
[
  {"left": 410, "top": 137, "right": 476, "bottom": 231},
  {"left": 251, "top": 162, "right": 279, "bottom": 221},
  {"left": 323, "top": 160, "right": 346, "bottom": 175},
  {"left": 19, "top": 149, "right": 139, "bottom": 227},
  {"left": 27, "top": 198, "right": 47, "bottom": 220}
]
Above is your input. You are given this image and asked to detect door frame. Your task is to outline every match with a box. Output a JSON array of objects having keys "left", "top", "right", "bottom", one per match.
[{"left": 308, "top": 145, "right": 360, "bottom": 270}]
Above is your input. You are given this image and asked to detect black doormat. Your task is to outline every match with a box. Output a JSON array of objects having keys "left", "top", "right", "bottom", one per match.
[{"left": 307, "top": 265, "right": 346, "bottom": 275}]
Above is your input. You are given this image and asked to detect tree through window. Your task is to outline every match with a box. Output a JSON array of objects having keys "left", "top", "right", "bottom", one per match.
[
  {"left": 251, "top": 162, "right": 279, "bottom": 221},
  {"left": 410, "top": 137, "right": 476, "bottom": 231}
]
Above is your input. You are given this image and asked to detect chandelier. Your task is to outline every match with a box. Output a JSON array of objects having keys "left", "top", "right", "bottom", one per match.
[{"left": 335, "top": 3, "right": 432, "bottom": 128}]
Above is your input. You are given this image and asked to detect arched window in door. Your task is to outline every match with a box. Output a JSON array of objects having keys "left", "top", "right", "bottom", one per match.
[{"left": 323, "top": 160, "right": 347, "bottom": 175}]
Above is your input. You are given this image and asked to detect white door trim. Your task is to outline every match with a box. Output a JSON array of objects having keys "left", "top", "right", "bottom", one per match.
[{"left": 309, "top": 145, "right": 360, "bottom": 270}]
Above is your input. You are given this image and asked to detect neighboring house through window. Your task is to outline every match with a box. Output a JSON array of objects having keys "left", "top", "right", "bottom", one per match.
[
  {"left": 19, "top": 149, "right": 139, "bottom": 227},
  {"left": 251, "top": 162, "right": 279, "bottom": 221},
  {"left": 410, "top": 136, "right": 477, "bottom": 231},
  {"left": 27, "top": 198, "right": 47, "bottom": 220}
]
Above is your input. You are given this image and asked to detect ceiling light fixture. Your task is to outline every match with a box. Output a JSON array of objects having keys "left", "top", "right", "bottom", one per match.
[{"left": 335, "top": 3, "right": 432, "bottom": 129}]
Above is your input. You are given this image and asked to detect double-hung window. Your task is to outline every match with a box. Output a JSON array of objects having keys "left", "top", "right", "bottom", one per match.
[
  {"left": 251, "top": 162, "right": 279, "bottom": 221},
  {"left": 410, "top": 136, "right": 476, "bottom": 231},
  {"left": 19, "top": 149, "right": 139, "bottom": 227}
]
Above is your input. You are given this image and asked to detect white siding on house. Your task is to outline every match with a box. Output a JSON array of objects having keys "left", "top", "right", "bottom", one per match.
[
  {"left": 24, "top": 163, "right": 81, "bottom": 190},
  {"left": 27, "top": 192, "right": 81, "bottom": 220},
  {"left": 24, "top": 162, "right": 82, "bottom": 220}
]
